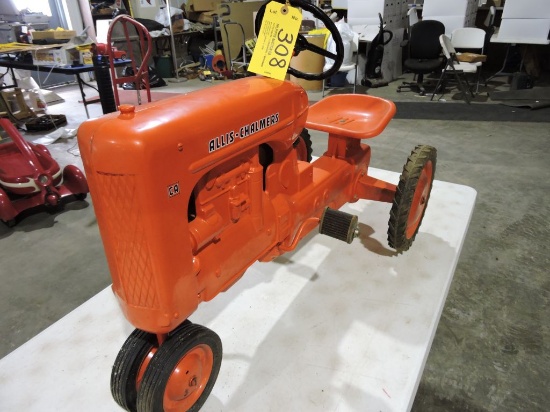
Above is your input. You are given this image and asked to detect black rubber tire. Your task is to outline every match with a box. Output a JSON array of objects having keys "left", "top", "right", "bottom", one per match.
[
  {"left": 136, "top": 322, "right": 222, "bottom": 412},
  {"left": 293, "top": 128, "right": 313, "bottom": 162},
  {"left": 388, "top": 145, "right": 437, "bottom": 253},
  {"left": 111, "top": 329, "right": 158, "bottom": 412},
  {"left": 45, "top": 203, "right": 62, "bottom": 215},
  {"left": 75, "top": 193, "right": 88, "bottom": 201}
]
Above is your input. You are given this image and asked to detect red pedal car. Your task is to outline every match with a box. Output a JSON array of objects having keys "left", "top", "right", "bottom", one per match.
[{"left": 0, "top": 118, "right": 89, "bottom": 226}]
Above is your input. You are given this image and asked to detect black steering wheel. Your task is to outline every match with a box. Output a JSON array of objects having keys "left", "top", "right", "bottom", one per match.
[{"left": 255, "top": 0, "right": 344, "bottom": 81}]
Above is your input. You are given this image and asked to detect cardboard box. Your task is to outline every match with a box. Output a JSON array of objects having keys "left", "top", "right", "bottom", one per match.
[
  {"left": 202, "top": 11, "right": 219, "bottom": 25},
  {"left": 186, "top": 0, "right": 221, "bottom": 12},
  {"left": 21, "top": 13, "right": 50, "bottom": 24},
  {"left": 32, "top": 48, "right": 70, "bottom": 66},
  {"left": 457, "top": 53, "right": 487, "bottom": 63},
  {"left": 75, "top": 45, "right": 93, "bottom": 64},
  {"left": 79, "top": 51, "right": 93, "bottom": 65},
  {"left": 31, "top": 46, "right": 90, "bottom": 66},
  {"left": 187, "top": 11, "right": 218, "bottom": 24},
  {"left": 172, "top": 12, "right": 185, "bottom": 32},
  {"left": 32, "top": 29, "right": 76, "bottom": 40}
]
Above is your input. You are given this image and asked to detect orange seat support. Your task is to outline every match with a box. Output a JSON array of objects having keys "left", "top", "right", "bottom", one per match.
[{"left": 306, "top": 94, "right": 398, "bottom": 203}]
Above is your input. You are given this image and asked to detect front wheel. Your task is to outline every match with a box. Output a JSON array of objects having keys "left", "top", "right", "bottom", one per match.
[
  {"left": 388, "top": 145, "right": 436, "bottom": 253},
  {"left": 111, "top": 329, "right": 158, "bottom": 412},
  {"left": 136, "top": 322, "right": 222, "bottom": 412}
]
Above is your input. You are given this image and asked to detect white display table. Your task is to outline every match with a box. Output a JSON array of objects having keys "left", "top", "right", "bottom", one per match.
[
  {"left": 0, "top": 168, "right": 476, "bottom": 412},
  {"left": 491, "top": 30, "right": 550, "bottom": 45}
]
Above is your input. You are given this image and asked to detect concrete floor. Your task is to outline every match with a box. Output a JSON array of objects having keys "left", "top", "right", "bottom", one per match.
[{"left": 1, "top": 71, "right": 549, "bottom": 411}]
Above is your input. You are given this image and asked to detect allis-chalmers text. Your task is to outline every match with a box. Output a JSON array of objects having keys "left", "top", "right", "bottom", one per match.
[{"left": 209, "top": 112, "right": 280, "bottom": 153}]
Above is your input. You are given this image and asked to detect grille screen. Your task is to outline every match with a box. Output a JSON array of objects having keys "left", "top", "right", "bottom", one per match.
[{"left": 96, "top": 172, "right": 160, "bottom": 309}]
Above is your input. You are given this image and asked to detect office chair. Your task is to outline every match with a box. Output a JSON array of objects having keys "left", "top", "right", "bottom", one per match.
[
  {"left": 451, "top": 27, "right": 487, "bottom": 93},
  {"left": 431, "top": 34, "right": 477, "bottom": 104},
  {"left": 397, "top": 19, "right": 446, "bottom": 96}
]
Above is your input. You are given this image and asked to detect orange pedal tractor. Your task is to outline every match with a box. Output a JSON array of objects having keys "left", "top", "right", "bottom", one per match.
[{"left": 77, "top": 2, "right": 436, "bottom": 411}]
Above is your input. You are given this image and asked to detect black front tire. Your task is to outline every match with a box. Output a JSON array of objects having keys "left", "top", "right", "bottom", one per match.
[
  {"left": 137, "top": 322, "right": 222, "bottom": 412},
  {"left": 111, "top": 329, "right": 158, "bottom": 412}
]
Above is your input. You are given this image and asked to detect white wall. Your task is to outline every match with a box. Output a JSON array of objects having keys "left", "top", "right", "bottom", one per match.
[{"left": 129, "top": 0, "right": 183, "bottom": 20}]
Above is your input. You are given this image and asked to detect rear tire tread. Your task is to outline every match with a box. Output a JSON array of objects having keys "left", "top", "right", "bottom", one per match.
[{"left": 388, "top": 145, "right": 436, "bottom": 253}]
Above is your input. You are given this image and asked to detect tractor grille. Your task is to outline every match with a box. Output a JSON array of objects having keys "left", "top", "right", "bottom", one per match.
[{"left": 96, "top": 172, "right": 160, "bottom": 309}]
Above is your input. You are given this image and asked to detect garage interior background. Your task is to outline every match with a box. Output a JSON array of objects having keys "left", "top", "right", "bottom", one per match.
[{"left": 0, "top": 1, "right": 549, "bottom": 412}]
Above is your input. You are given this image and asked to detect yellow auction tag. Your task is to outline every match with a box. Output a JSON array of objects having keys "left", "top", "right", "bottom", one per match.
[{"left": 248, "top": 2, "right": 301, "bottom": 81}]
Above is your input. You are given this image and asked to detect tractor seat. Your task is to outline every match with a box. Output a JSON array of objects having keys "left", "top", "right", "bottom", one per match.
[{"left": 305, "top": 94, "right": 396, "bottom": 139}]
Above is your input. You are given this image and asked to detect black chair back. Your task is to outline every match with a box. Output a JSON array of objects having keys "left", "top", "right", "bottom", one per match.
[{"left": 409, "top": 20, "right": 446, "bottom": 60}]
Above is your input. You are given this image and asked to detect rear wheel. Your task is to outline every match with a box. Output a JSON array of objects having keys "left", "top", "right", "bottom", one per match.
[
  {"left": 137, "top": 322, "right": 222, "bottom": 412},
  {"left": 294, "top": 129, "right": 313, "bottom": 162},
  {"left": 388, "top": 145, "right": 436, "bottom": 252}
]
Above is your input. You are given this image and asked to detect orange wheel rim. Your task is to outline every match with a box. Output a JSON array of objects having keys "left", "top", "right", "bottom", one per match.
[
  {"left": 406, "top": 160, "right": 433, "bottom": 239},
  {"left": 137, "top": 347, "right": 157, "bottom": 390},
  {"left": 163, "top": 344, "right": 214, "bottom": 412}
]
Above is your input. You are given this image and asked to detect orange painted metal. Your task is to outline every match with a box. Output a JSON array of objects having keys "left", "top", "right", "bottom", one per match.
[
  {"left": 137, "top": 348, "right": 157, "bottom": 390},
  {"left": 163, "top": 344, "right": 214, "bottom": 411},
  {"left": 406, "top": 160, "right": 434, "bottom": 239},
  {"left": 77, "top": 77, "right": 398, "bottom": 335}
]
